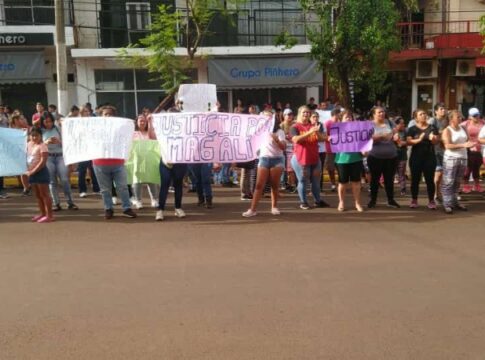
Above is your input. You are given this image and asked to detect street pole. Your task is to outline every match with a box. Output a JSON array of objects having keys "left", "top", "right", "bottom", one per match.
[{"left": 55, "top": 0, "right": 69, "bottom": 116}]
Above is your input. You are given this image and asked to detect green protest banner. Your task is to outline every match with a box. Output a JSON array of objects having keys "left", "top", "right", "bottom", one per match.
[{"left": 125, "top": 140, "right": 161, "bottom": 185}]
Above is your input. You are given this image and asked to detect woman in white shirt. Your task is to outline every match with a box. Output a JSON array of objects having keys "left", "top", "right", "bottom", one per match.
[
  {"left": 242, "top": 119, "right": 286, "bottom": 217},
  {"left": 441, "top": 110, "right": 474, "bottom": 214}
]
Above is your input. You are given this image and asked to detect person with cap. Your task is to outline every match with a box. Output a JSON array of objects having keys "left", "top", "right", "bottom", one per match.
[{"left": 461, "top": 107, "right": 484, "bottom": 193}]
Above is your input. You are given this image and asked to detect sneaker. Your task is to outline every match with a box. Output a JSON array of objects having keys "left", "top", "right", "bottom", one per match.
[
  {"left": 409, "top": 199, "right": 418, "bottom": 208},
  {"left": 134, "top": 200, "right": 143, "bottom": 210},
  {"left": 367, "top": 200, "right": 376, "bottom": 209},
  {"left": 473, "top": 184, "right": 484, "bottom": 193},
  {"left": 387, "top": 199, "right": 401, "bottom": 208},
  {"left": 456, "top": 195, "right": 462, "bottom": 201},
  {"left": 400, "top": 189, "right": 406, "bottom": 196},
  {"left": 462, "top": 184, "right": 472, "bottom": 194},
  {"left": 444, "top": 206, "right": 453, "bottom": 214},
  {"left": 123, "top": 209, "right": 137, "bottom": 218},
  {"left": 53, "top": 204, "right": 62, "bottom": 212},
  {"left": 300, "top": 203, "right": 311, "bottom": 210},
  {"left": 240, "top": 195, "right": 252, "bottom": 201},
  {"left": 330, "top": 184, "right": 336, "bottom": 192},
  {"left": 454, "top": 204, "right": 468, "bottom": 211},
  {"left": 427, "top": 201, "right": 437, "bottom": 210},
  {"left": 174, "top": 208, "right": 186, "bottom": 218},
  {"left": 155, "top": 210, "right": 164, "bottom": 221},
  {"left": 204, "top": 198, "right": 213, "bottom": 209},
  {"left": 105, "top": 209, "right": 114, "bottom": 220},
  {"left": 112, "top": 197, "right": 118, "bottom": 205},
  {"left": 271, "top": 207, "right": 281, "bottom": 215},
  {"left": 0, "top": 192, "right": 9, "bottom": 199},
  {"left": 68, "top": 203, "right": 79, "bottom": 210},
  {"left": 22, "top": 188, "right": 32, "bottom": 196},
  {"left": 151, "top": 200, "right": 159, "bottom": 208},
  {"left": 37, "top": 216, "right": 53, "bottom": 223},
  {"left": 168, "top": 186, "right": 175, "bottom": 193},
  {"left": 79, "top": 192, "right": 88, "bottom": 198},
  {"left": 314, "top": 200, "right": 330, "bottom": 208},
  {"left": 242, "top": 209, "right": 257, "bottom": 217}
]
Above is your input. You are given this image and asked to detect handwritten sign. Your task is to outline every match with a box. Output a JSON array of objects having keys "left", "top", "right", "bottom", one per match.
[
  {"left": 329, "top": 121, "right": 374, "bottom": 153},
  {"left": 125, "top": 140, "right": 161, "bottom": 185},
  {"left": 152, "top": 112, "right": 273, "bottom": 163},
  {"left": 0, "top": 128, "right": 27, "bottom": 176},
  {"left": 62, "top": 117, "right": 135, "bottom": 165},
  {"left": 178, "top": 84, "right": 218, "bottom": 112}
]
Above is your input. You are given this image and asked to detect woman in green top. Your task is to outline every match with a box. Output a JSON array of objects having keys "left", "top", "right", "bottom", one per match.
[{"left": 334, "top": 110, "right": 364, "bottom": 212}]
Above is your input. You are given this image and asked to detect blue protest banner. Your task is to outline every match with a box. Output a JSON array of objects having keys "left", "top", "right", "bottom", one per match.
[{"left": 0, "top": 128, "right": 27, "bottom": 176}]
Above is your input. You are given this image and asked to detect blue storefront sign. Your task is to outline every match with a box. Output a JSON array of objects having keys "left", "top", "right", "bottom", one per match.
[
  {"left": 0, "top": 52, "right": 45, "bottom": 83},
  {"left": 208, "top": 57, "right": 323, "bottom": 89}
]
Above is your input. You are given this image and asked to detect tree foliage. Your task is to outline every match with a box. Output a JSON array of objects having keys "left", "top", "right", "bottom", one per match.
[
  {"left": 278, "top": 0, "right": 417, "bottom": 109},
  {"left": 120, "top": 1, "right": 243, "bottom": 110}
]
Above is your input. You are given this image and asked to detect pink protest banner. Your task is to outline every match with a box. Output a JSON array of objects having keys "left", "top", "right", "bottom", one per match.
[
  {"left": 329, "top": 121, "right": 374, "bottom": 153},
  {"left": 151, "top": 112, "right": 273, "bottom": 163}
]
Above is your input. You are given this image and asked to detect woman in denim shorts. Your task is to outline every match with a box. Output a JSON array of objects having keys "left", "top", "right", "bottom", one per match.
[{"left": 242, "top": 118, "right": 286, "bottom": 217}]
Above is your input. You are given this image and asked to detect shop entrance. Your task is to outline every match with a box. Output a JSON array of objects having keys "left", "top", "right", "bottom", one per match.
[{"left": 0, "top": 83, "right": 47, "bottom": 122}]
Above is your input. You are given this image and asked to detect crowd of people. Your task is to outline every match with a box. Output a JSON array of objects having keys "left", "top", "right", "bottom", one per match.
[{"left": 0, "top": 99, "right": 484, "bottom": 222}]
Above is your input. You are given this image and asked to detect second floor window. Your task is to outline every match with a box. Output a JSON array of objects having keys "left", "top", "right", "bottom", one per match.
[
  {"left": 126, "top": 2, "right": 151, "bottom": 44},
  {"left": 0, "top": 0, "right": 72, "bottom": 26}
]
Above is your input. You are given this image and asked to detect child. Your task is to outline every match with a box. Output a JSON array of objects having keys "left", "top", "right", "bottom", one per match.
[{"left": 26, "top": 127, "right": 53, "bottom": 223}]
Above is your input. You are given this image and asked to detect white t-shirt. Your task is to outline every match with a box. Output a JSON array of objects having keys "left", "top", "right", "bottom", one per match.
[
  {"left": 260, "top": 129, "right": 286, "bottom": 157},
  {"left": 478, "top": 126, "right": 485, "bottom": 157}
]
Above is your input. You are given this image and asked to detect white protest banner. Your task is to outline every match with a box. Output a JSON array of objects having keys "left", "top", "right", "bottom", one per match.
[
  {"left": 62, "top": 117, "right": 135, "bottom": 165},
  {"left": 316, "top": 110, "right": 332, "bottom": 123},
  {"left": 0, "top": 128, "right": 27, "bottom": 176},
  {"left": 152, "top": 112, "right": 273, "bottom": 163},
  {"left": 178, "top": 84, "right": 218, "bottom": 112}
]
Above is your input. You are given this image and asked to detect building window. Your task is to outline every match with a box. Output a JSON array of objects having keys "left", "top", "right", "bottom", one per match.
[
  {"left": 0, "top": 0, "right": 72, "bottom": 26},
  {"left": 95, "top": 69, "right": 165, "bottom": 119},
  {"left": 126, "top": 2, "right": 151, "bottom": 44}
]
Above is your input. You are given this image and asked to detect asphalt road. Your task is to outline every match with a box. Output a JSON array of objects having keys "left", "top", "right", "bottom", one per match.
[{"left": 1, "top": 187, "right": 485, "bottom": 359}]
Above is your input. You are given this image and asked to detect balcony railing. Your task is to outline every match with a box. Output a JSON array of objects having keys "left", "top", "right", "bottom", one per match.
[
  {"left": 398, "top": 20, "right": 481, "bottom": 50},
  {"left": 98, "top": 7, "right": 315, "bottom": 48}
]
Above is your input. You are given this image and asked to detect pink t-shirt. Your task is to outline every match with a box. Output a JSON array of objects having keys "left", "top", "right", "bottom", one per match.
[
  {"left": 462, "top": 119, "right": 485, "bottom": 152},
  {"left": 27, "top": 142, "right": 48, "bottom": 171}
]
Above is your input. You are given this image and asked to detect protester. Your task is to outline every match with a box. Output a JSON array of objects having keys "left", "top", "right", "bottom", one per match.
[
  {"left": 290, "top": 106, "right": 330, "bottom": 209},
  {"left": 41, "top": 113, "right": 78, "bottom": 211},
  {"left": 238, "top": 104, "right": 258, "bottom": 200},
  {"left": 367, "top": 106, "right": 400, "bottom": 209},
  {"left": 442, "top": 110, "right": 473, "bottom": 214},
  {"left": 461, "top": 107, "right": 484, "bottom": 193},
  {"left": 394, "top": 117, "right": 408, "bottom": 196},
  {"left": 324, "top": 108, "right": 340, "bottom": 192},
  {"left": 428, "top": 103, "right": 448, "bottom": 203},
  {"left": 243, "top": 115, "right": 286, "bottom": 217},
  {"left": 77, "top": 105, "right": 100, "bottom": 197},
  {"left": 334, "top": 110, "right": 364, "bottom": 212},
  {"left": 92, "top": 106, "right": 137, "bottom": 219},
  {"left": 280, "top": 108, "right": 296, "bottom": 192},
  {"left": 32, "top": 102, "right": 46, "bottom": 128},
  {"left": 26, "top": 127, "right": 53, "bottom": 223},
  {"left": 406, "top": 109, "right": 440, "bottom": 209},
  {"left": 130, "top": 114, "right": 159, "bottom": 209}
]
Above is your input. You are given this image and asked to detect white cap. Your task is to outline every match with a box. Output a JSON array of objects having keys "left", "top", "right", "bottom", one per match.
[
  {"left": 283, "top": 108, "right": 293, "bottom": 116},
  {"left": 469, "top": 107, "right": 480, "bottom": 117}
]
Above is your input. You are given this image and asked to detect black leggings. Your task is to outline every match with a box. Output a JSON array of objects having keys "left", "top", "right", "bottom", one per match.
[
  {"left": 409, "top": 154, "right": 436, "bottom": 201},
  {"left": 367, "top": 156, "right": 397, "bottom": 202}
]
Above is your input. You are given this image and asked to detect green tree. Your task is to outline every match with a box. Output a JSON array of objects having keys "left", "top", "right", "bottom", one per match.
[
  {"left": 481, "top": 15, "right": 485, "bottom": 53},
  {"left": 278, "top": 0, "right": 417, "bottom": 109},
  {"left": 120, "top": 1, "right": 243, "bottom": 110}
]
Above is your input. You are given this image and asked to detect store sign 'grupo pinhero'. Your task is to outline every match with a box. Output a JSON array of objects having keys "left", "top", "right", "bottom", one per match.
[
  {"left": 209, "top": 57, "right": 322, "bottom": 89},
  {"left": 0, "top": 33, "right": 54, "bottom": 46}
]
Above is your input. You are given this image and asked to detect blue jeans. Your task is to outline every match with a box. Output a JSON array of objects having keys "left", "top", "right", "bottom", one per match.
[
  {"left": 221, "top": 163, "right": 231, "bottom": 183},
  {"left": 291, "top": 155, "right": 321, "bottom": 205},
  {"left": 46, "top": 155, "right": 74, "bottom": 205},
  {"left": 159, "top": 163, "right": 187, "bottom": 210},
  {"left": 78, "top": 160, "right": 100, "bottom": 193},
  {"left": 188, "top": 163, "right": 213, "bottom": 199},
  {"left": 93, "top": 164, "right": 131, "bottom": 210}
]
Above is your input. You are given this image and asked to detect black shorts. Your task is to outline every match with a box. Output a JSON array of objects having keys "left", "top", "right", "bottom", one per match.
[
  {"left": 336, "top": 161, "right": 363, "bottom": 183},
  {"left": 29, "top": 166, "right": 50, "bottom": 184}
]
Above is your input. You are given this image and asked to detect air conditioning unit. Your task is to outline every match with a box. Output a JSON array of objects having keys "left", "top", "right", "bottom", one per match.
[
  {"left": 416, "top": 60, "right": 438, "bottom": 79},
  {"left": 455, "top": 59, "right": 476, "bottom": 77}
]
